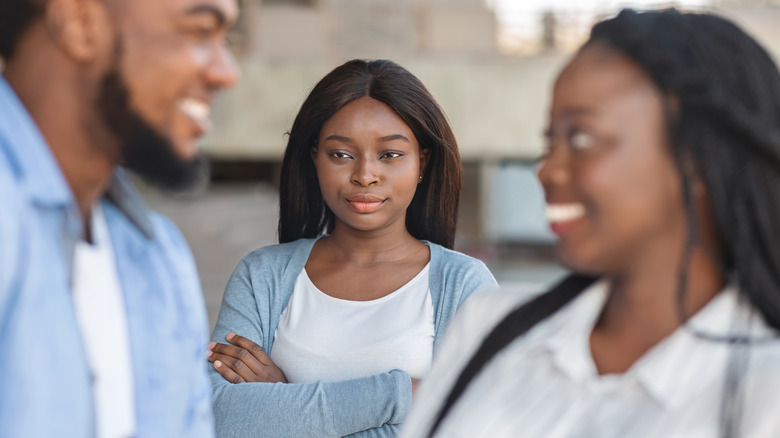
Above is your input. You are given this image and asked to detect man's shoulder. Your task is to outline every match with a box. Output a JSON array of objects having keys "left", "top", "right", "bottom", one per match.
[{"left": 146, "top": 210, "right": 186, "bottom": 245}]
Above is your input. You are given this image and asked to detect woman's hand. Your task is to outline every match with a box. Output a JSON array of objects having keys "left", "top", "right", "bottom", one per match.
[{"left": 207, "top": 333, "right": 288, "bottom": 384}]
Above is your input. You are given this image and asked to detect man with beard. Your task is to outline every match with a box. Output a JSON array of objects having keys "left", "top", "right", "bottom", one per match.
[{"left": 0, "top": 0, "right": 239, "bottom": 436}]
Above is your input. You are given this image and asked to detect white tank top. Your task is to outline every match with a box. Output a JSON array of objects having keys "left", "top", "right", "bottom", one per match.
[{"left": 270, "top": 264, "right": 434, "bottom": 383}]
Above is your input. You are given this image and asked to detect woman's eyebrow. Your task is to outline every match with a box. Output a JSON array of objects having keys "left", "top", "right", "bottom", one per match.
[
  {"left": 377, "top": 134, "right": 410, "bottom": 143},
  {"left": 323, "top": 135, "right": 351, "bottom": 143}
]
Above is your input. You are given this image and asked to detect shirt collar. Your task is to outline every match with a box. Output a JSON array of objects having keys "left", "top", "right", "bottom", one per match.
[
  {"left": 0, "top": 75, "right": 72, "bottom": 206},
  {"left": 105, "top": 168, "right": 156, "bottom": 240},
  {"left": 633, "top": 286, "right": 775, "bottom": 409},
  {"left": 540, "top": 281, "right": 776, "bottom": 410},
  {"left": 542, "top": 280, "right": 609, "bottom": 382},
  {"left": 0, "top": 76, "right": 155, "bottom": 240}
]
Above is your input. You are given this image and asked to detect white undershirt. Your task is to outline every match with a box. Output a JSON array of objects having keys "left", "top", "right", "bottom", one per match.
[
  {"left": 401, "top": 281, "right": 780, "bottom": 438},
  {"left": 270, "top": 264, "right": 435, "bottom": 383},
  {"left": 72, "top": 204, "right": 136, "bottom": 438}
]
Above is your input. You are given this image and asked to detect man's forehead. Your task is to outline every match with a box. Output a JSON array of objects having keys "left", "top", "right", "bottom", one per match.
[{"left": 116, "top": 0, "right": 238, "bottom": 24}]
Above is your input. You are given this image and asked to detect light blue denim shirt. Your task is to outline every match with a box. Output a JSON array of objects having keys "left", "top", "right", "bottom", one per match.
[{"left": 0, "top": 76, "right": 214, "bottom": 437}]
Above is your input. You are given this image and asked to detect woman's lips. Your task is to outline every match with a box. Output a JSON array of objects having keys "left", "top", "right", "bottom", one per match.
[
  {"left": 346, "top": 194, "right": 386, "bottom": 213},
  {"left": 546, "top": 203, "right": 585, "bottom": 236}
]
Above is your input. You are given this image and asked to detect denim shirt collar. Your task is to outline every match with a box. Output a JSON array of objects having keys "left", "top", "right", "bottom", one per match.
[
  {"left": 105, "top": 169, "right": 155, "bottom": 240},
  {"left": 0, "top": 75, "right": 154, "bottom": 240}
]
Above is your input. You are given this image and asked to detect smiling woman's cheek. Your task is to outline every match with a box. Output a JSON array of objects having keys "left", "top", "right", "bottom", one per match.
[{"left": 541, "top": 43, "right": 688, "bottom": 275}]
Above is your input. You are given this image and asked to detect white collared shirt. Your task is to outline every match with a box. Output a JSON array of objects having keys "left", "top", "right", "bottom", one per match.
[{"left": 401, "top": 280, "right": 780, "bottom": 438}]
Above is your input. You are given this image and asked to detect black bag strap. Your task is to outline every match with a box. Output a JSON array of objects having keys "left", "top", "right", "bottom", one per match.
[{"left": 426, "top": 273, "right": 598, "bottom": 437}]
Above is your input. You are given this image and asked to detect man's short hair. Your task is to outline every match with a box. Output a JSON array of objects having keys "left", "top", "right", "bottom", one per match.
[{"left": 0, "top": 0, "right": 46, "bottom": 59}]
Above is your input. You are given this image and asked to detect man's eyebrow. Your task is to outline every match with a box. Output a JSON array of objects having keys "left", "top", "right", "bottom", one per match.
[
  {"left": 185, "top": 5, "right": 229, "bottom": 27},
  {"left": 377, "top": 134, "right": 410, "bottom": 143}
]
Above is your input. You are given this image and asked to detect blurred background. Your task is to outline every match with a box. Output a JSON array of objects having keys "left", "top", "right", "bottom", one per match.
[{"left": 138, "top": 0, "right": 780, "bottom": 329}]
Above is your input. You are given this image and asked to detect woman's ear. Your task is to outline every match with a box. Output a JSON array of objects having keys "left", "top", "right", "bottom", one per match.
[
  {"left": 419, "top": 148, "right": 431, "bottom": 178},
  {"left": 310, "top": 147, "right": 318, "bottom": 161}
]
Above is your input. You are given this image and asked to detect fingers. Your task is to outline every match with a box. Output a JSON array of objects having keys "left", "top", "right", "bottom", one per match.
[
  {"left": 208, "top": 341, "right": 262, "bottom": 383},
  {"left": 212, "top": 359, "right": 246, "bottom": 384},
  {"left": 226, "top": 333, "right": 272, "bottom": 365},
  {"left": 207, "top": 334, "right": 289, "bottom": 384}
]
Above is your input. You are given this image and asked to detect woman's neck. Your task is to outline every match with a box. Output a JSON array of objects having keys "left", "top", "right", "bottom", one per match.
[
  {"left": 589, "top": 245, "right": 726, "bottom": 374},
  {"left": 323, "top": 222, "right": 425, "bottom": 267}
]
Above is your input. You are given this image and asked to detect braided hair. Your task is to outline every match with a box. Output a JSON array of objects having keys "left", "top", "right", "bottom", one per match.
[
  {"left": 427, "top": 8, "right": 780, "bottom": 437},
  {"left": 590, "top": 8, "right": 780, "bottom": 331}
]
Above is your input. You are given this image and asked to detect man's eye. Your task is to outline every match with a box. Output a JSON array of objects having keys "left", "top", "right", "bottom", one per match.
[
  {"left": 570, "top": 131, "right": 595, "bottom": 150},
  {"left": 189, "top": 25, "right": 217, "bottom": 41}
]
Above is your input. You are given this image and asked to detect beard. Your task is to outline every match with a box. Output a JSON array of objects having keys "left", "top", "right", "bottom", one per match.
[{"left": 96, "top": 45, "right": 204, "bottom": 191}]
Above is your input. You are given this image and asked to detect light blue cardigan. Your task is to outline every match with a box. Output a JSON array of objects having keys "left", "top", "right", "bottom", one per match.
[{"left": 209, "top": 237, "right": 497, "bottom": 437}]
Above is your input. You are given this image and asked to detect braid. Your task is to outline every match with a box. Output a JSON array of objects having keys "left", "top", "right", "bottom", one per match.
[{"left": 591, "top": 9, "right": 780, "bottom": 330}]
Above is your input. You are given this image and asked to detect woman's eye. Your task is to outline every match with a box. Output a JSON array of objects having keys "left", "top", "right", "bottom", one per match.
[
  {"left": 332, "top": 152, "right": 352, "bottom": 159},
  {"left": 381, "top": 152, "right": 402, "bottom": 159},
  {"left": 570, "top": 131, "right": 595, "bottom": 150}
]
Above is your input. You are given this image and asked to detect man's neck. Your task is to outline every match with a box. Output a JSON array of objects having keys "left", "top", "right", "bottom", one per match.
[{"left": 4, "top": 47, "right": 118, "bottom": 221}]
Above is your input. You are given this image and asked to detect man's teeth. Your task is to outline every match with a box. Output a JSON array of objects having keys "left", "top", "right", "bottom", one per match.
[
  {"left": 546, "top": 204, "right": 585, "bottom": 223},
  {"left": 178, "top": 99, "right": 210, "bottom": 125}
]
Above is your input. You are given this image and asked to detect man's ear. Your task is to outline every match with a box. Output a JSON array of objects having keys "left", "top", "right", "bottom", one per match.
[{"left": 46, "top": 0, "right": 112, "bottom": 62}]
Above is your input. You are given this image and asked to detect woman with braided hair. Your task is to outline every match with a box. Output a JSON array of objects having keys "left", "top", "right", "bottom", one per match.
[{"left": 400, "top": 9, "right": 780, "bottom": 438}]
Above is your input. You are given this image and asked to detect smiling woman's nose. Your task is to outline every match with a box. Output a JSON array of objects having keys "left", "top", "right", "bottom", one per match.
[
  {"left": 352, "top": 158, "right": 379, "bottom": 186},
  {"left": 537, "top": 146, "right": 570, "bottom": 191}
]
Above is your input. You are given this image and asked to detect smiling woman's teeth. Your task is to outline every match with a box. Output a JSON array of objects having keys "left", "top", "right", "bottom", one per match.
[
  {"left": 546, "top": 204, "right": 585, "bottom": 223},
  {"left": 178, "top": 99, "right": 211, "bottom": 131}
]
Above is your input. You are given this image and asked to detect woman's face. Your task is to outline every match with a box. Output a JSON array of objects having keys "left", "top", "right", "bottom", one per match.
[
  {"left": 312, "top": 96, "right": 429, "bottom": 235},
  {"left": 537, "top": 43, "right": 688, "bottom": 274}
]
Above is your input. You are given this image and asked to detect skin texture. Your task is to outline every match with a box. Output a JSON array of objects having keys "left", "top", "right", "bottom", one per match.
[
  {"left": 3, "top": 0, "right": 239, "bottom": 228},
  {"left": 538, "top": 43, "right": 726, "bottom": 374},
  {"left": 208, "top": 96, "right": 432, "bottom": 390}
]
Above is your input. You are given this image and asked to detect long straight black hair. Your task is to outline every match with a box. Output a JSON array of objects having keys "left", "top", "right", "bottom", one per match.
[
  {"left": 427, "top": 8, "right": 780, "bottom": 437},
  {"left": 278, "top": 59, "right": 462, "bottom": 248}
]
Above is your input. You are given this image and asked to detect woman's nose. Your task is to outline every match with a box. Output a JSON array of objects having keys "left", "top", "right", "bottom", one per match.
[{"left": 352, "top": 157, "right": 379, "bottom": 186}]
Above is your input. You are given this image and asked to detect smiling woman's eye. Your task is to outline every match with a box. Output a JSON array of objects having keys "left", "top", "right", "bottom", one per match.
[
  {"left": 570, "top": 131, "right": 595, "bottom": 150},
  {"left": 331, "top": 151, "right": 352, "bottom": 159},
  {"left": 381, "top": 152, "right": 403, "bottom": 159}
]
